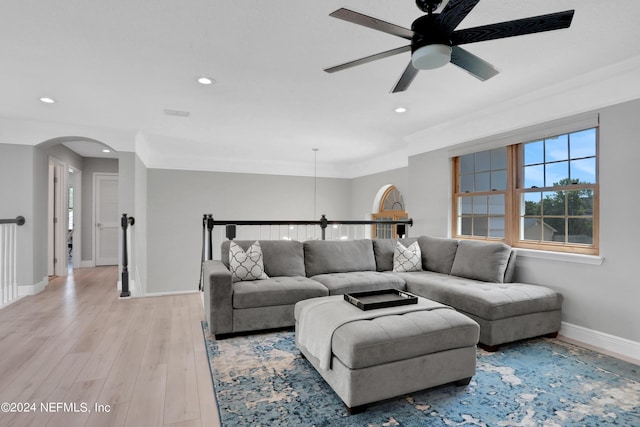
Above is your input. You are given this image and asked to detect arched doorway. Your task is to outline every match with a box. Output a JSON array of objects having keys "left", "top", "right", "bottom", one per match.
[
  {"left": 36, "top": 137, "right": 119, "bottom": 275},
  {"left": 372, "top": 185, "right": 408, "bottom": 239}
]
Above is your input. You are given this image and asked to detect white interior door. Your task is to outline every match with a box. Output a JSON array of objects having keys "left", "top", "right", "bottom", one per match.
[
  {"left": 48, "top": 159, "right": 68, "bottom": 276},
  {"left": 47, "top": 164, "right": 55, "bottom": 275},
  {"left": 95, "top": 173, "right": 119, "bottom": 266}
]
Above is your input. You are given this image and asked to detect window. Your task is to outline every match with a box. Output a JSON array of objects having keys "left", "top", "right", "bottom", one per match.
[
  {"left": 456, "top": 148, "right": 508, "bottom": 239},
  {"left": 453, "top": 128, "right": 598, "bottom": 254},
  {"left": 372, "top": 186, "right": 408, "bottom": 239}
]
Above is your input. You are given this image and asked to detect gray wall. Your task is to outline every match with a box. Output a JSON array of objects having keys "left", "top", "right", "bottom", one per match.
[
  {"left": 43, "top": 144, "right": 83, "bottom": 170},
  {"left": 349, "top": 167, "right": 409, "bottom": 221},
  {"left": 146, "top": 169, "right": 351, "bottom": 294},
  {"left": 408, "top": 148, "right": 452, "bottom": 237},
  {"left": 407, "top": 98, "right": 640, "bottom": 343},
  {"left": 118, "top": 152, "right": 136, "bottom": 290},
  {"left": 134, "top": 154, "right": 148, "bottom": 294},
  {"left": 0, "top": 144, "right": 47, "bottom": 287},
  {"left": 32, "top": 147, "right": 48, "bottom": 286}
]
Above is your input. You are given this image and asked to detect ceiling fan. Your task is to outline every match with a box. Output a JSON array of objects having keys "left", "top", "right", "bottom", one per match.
[{"left": 324, "top": 0, "right": 575, "bottom": 93}]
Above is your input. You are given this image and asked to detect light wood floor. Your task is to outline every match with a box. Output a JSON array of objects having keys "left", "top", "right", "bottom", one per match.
[{"left": 0, "top": 266, "right": 221, "bottom": 427}]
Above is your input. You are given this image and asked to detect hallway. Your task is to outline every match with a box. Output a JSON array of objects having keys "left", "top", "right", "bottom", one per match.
[{"left": 0, "top": 267, "right": 219, "bottom": 427}]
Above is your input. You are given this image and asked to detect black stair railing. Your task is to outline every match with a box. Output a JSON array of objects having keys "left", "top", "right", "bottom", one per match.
[
  {"left": 0, "top": 216, "right": 26, "bottom": 226},
  {"left": 197, "top": 214, "right": 413, "bottom": 291}
]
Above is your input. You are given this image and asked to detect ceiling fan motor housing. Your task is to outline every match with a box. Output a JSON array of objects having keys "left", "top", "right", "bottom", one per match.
[{"left": 411, "top": 14, "right": 451, "bottom": 53}]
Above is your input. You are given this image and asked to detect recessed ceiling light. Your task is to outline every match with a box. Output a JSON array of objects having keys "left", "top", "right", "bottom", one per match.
[
  {"left": 395, "top": 107, "right": 407, "bottom": 113},
  {"left": 102, "top": 149, "right": 111, "bottom": 153},
  {"left": 164, "top": 109, "right": 190, "bottom": 117},
  {"left": 197, "top": 76, "right": 215, "bottom": 85},
  {"left": 40, "top": 97, "right": 56, "bottom": 104}
]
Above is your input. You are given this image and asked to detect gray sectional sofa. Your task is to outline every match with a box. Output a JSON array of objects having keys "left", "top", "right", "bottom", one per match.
[{"left": 203, "top": 236, "right": 563, "bottom": 349}]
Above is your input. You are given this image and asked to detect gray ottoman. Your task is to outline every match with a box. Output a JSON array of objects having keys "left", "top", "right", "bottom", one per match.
[{"left": 294, "top": 295, "right": 480, "bottom": 413}]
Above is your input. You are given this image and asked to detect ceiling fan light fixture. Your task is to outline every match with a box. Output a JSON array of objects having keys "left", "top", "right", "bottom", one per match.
[{"left": 411, "top": 44, "right": 452, "bottom": 70}]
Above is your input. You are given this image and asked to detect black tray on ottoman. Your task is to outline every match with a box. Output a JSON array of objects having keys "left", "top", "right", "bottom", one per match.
[{"left": 344, "top": 289, "right": 418, "bottom": 311}]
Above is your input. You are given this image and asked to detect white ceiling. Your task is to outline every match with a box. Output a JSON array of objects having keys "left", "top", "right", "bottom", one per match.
[
  {"left": 2, "top": 0, "right": 640, "bottom": 177},
  {"left": 62, "top": 140, "right": 119, "bottom": 159}
]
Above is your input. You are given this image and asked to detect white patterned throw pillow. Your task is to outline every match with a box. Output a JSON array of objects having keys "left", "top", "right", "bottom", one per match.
[
  {"left": 393, "top": 241, "right": 422, "bottom": 272},
  {"left": 229, "top": 241, "right": 269, "bottom": 282}
]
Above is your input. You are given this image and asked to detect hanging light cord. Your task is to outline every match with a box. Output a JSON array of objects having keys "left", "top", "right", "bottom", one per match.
[{"left": 313, "top": 148, "right": 318, "bottom": 218}]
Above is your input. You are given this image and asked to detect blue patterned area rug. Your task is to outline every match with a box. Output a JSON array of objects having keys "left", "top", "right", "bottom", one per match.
[{"left": 202, "top": 323, "right": 640, "bottom": 426}]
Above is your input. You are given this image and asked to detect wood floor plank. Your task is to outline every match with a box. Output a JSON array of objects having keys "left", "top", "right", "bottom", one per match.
[
  {"left": 141, "top": 306, "right": 173, "bottom": 367},
  {"left": 75, "top": 325, "right": 128, "bottom": 382},
  {"left": 125, "top": 363, "right": 168, "bottom": 427},
  {"left": 163, "top": 306, "right": 201, "bottom": 424},
  {"left": 0, "top": 336, "right": 78, "bottom": 402},
  {"left": 194, "top": 349, "right": 221, "bottom": 427},
  {"left": 165, "top": 419, "right": 202, "bottom": 427},
  {"left": 45, "top": 379, "right": 105, "bottom": 427},
  {"left": 97, "top": 325, "right": 150, "bottom": 405},
  {"left": 85, "top": 401, "right": 129, "bottom": 427}
]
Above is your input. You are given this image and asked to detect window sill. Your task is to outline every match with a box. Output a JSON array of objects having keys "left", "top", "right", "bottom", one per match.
[{"left": 516, "top": 248, "right": 604, "bottom": 265}]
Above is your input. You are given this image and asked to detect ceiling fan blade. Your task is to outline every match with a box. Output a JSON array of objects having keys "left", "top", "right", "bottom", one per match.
[
  {"left": 450, "top": 46, "right": 499, "bottom": 81},
  {"left": 329, "top": 8, "right": 414, "bottom": 40},
  {"left": 436, "top": 0, "right": 481, "bottom": 33},
  {"left": 451, "top": 10, "right": 575, "bottom": 45},
  {"left": 391, "top": 62, "right": 419, "bottom": 93},
  {"left": 324, "top": 45, "right": 411, "bottom": 73}
]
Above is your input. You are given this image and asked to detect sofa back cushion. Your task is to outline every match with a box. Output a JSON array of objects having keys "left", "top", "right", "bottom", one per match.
[
  {"left": 221, "top": 240, "right": 306, "bottom": 277},
  {"left": 304, "top": 239, "right": 376, "bottom": 277},
  {"left": 372, "top": 238, "right": 419, "bottom": 272},
  {"left": 450, "top": 240, "right": 512, "bottom": 283},
  {"left": 417, "top": 236, "right": 459, "bottom": 274}
]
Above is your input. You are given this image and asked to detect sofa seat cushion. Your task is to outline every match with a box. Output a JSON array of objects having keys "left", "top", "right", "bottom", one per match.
[
  {"left": 332, "top": 308, "right": 480, "bottom": 369},
  {"left": 233, "top": 276, "right": 328, "bottom": 309},
  {"left": 310, "top": 271, "right": 406, "bottom": 295},
  {"left": 399, "top": 272, "right": 563, "bottom": 321}
]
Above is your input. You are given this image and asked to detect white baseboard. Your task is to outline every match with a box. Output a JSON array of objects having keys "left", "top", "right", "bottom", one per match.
[
  {"left": 144, "top": 289, "right": 200, "bottom": 298},
  {"left": 78, "top": 260, "right": 95, "bottom": 268},
  {"left": 18, "top": 276, "right": 48, "bottom": 297},
  {"left": 560, "top": 321, "right": 640, "bottom": 364}
]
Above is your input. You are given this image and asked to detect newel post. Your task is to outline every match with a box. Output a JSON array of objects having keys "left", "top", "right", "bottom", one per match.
[
  {"left": 320, "top": 214, "right": 328, "bottom": 240},
  {"left": 120, "top": 213, "right": 135, "bottom": 298}
]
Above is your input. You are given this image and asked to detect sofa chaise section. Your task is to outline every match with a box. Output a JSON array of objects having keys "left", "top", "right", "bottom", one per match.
[
  {"left": 399, "top": 271, "right": 563, "bottom": 348},
  {"left": 391, "top": 238, "right": 563, "bottom": 349}
]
